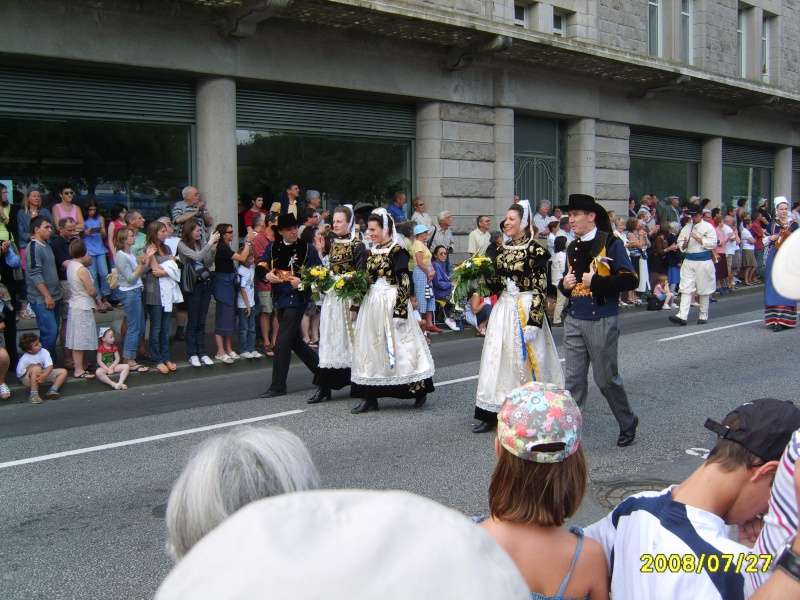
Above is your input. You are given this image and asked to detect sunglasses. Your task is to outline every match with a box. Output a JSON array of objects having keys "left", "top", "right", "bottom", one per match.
[
  {"left": 62, "top": 191, "right": 74, "bottom": 195},
  {"left": 225, "top": 230, "right": 234, "bottom": 234}
]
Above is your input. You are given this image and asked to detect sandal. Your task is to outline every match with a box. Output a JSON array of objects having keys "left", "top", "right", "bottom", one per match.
[
  {"left": 74, "top": 371, "right": 96, "bottom": 379},
  {"left": 166, "top": 362, "right": 177, "bottom": 371},
  {"left": 308, "top": 341, "right": 319, "bottom": 349},
  {"left": 0, "top": 383, "right": 10, "bottom": 400},
  {"left": 95, "top": 302, "right": 107, "bottom": 314},
  {"left": 127, "top": 363, "right": 150, "bottom": 373},
  {"left": 64, "top": 361, "right": 75, "bottom": 370},
  {"left": 19, "top": 308, "right": 33, "bottom": 320},
  {"left": 114, "top": 382, "right": 128, "bottom": 390},
  {"left": 265, "top": 347, "right": 275, "bottom": 357},
  {"left": 155, "top": 363, "right": 170, "bottom": 375}
]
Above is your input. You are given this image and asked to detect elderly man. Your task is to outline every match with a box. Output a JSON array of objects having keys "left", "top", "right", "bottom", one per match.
[
  {"left": 386, "top": 191, "right": 407, "bottom": 225},
  {"left": 173, "top": 186, "right": 213, "bottom": 240},
  {"left": 658, "top": 196, "right": 681, "bottom": 224},
  {"left": 305, "top": 190, "right": 329, "bottom": 226},
  {"left": 410, "top": 197, "right": 433, "bottom": 230},
  {"left": 468, "top": 215, "right": 491, "bottom": 256},
  {"left": 532, "top": 200, "right": 556, "bottom": 238},
  {"left": 430, "top": 210, "right": 454, "bottom": 271},
  {"left": 275, "top": 183, "right": 301, "bottom": 218}
]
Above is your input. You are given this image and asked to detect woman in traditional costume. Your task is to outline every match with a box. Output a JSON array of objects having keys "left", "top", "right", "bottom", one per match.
[
  {"left": 307, "top": 205, "right": 367, "bottom": 404},
  {"left": 350, "top": 208, "right": 435, "bottom": 414},
  {"left": 764, "top": 196, "right": 799, "bottom": 331},
  {"left": 472, "top": 200, "right": 563, "bottom": 433}
]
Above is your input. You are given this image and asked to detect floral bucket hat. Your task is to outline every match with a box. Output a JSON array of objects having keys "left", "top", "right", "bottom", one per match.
[{"left": 497, "top": 382, "right": 582, "bottom": 464}]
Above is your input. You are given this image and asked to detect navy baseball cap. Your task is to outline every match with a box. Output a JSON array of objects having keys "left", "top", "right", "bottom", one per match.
[{"left": 704, "top": 399, "right": 800, "bottom": 462}]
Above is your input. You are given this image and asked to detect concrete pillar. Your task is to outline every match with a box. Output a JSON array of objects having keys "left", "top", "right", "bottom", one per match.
[
  {"left": 566, "top": 118, "right": 596, "bottom": 197},
  {"left": 774, "top": 146, "right": 793, "bottom": 197},
  {"left": 701, "top": 137, "right": 722, "bottom": 205},
  {"left": 196, "top": 76, "right": 238, "bottom": 236},
  {"left": 494, "top": 107, "right": 515, "bottom": 216},
  {"left": 416, "top": 101, "right": 444, "bottom": 211}
]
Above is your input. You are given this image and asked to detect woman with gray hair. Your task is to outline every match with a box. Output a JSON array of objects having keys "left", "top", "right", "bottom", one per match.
[{"left": 165, "top": 425, "right": 320, "bottom": 560}]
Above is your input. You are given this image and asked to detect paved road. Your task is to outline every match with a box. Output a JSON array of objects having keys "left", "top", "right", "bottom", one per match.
[{"left": 1, "top": 292, "right": 797, "bottom": 599}]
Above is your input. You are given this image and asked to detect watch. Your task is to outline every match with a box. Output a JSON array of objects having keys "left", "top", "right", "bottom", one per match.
[{"left": 775, "top": 535, "right": 800, "bottom": 583}]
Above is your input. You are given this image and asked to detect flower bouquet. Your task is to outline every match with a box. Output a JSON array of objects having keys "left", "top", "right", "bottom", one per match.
[
  {"left": 452, "top": 255, "right": 494, "bottom": 305},
  {"left": 298, "top": 266, "right": 335, "bottom": 301},
  {"left": 334, "top": 271, "right": 370, "bottom": 304}
]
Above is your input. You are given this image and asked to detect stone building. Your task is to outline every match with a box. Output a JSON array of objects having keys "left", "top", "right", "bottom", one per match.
[{"left": 1, "top": 0, "right": 798, "bottom": 256}]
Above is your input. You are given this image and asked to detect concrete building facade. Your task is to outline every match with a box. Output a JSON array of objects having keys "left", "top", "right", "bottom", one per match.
[{"left": 1, "top": 0, "right": 798, "bottom": 256}]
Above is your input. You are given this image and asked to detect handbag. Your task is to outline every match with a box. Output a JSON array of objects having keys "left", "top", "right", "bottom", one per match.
[
  {"left": 646, "top": 295, "right": 665, "bottom": 311},
  {"left": 180, "top": 259, "right": 196, "bottom": 295},
  {"left": 106, "top": 268, "right": 119, "bottom": 290}
]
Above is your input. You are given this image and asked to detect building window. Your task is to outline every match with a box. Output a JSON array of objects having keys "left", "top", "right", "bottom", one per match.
[
  {"left": 514, "top": 4, "right": 526, "bottom": 26},
  {"left": 648, "top": 0, "right": 661, "bottom": 57},
  {"left": 680, "top": 0, "right": 693, "bottom": 64},
  {"left": 762, "top": 16, "right": 771, "bottom": 81},
  {"left": 737, "top": 8, "right": 746, "bottom": 77},
  {"left": 553, "top": 12, "right": 565, "bottom": 36}
]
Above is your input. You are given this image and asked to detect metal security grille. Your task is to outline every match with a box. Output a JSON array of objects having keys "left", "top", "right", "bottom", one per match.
[
  {"left": 629, "top": 131, "right": 702, "bottom": 161},
  {"left": 793, "top": 149, "right": 800, "bottom": 172},
  {"left": 236, "top": 89, "right": 415, "bottom": 139},
  {"left": 722, "top": 142, "right": 774, "bottom": 167},
  {"left": 0, "top": 68, "right": 195, "bottom": 123}
]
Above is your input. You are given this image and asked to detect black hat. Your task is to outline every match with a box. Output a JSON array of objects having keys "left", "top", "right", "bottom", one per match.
[
  {"left": 558, "top": 194, "right": 612, "bottom": 233},
  {"left": 704, "top": 398, "right": 800, "bottom": 463},
  {"left": 272, "top": 213, "right": 299, "bottom": 234},
  {"left": 686, "top": 204, "right": 702, "bottom": 216}
]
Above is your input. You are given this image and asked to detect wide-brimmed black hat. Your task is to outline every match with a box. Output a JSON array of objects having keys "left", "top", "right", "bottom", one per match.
[
  {"left": 558, "top": 194, "right": 612, "bottom": 233},
  {"left": 686, "top": 204, "right": 703, "bottom": 216},
  {"left": 271, "top": 213, "right": 299, "bottom": 234}
]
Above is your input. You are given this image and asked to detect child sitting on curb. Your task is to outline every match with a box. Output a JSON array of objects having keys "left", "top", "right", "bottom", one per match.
[
  {"left": 16, "top": 332, "right": 68, "bottom": 404},
  {"left": 95, "top": 327, "right": 130, "bottom": 390}
]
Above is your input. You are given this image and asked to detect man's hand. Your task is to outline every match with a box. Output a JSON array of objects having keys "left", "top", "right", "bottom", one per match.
[
  {"left": 44, "top": 295, "right": 55, "bottom": 310},
  {"left": 737, "top": 515, "right": 764, "bottom": 548},
  {"left": 289, "top": 276, "right": 301, "bottom": 290},
  {"left": 196, "top": 201, "right": 206, "bottom": 213},
  {"left": 562, "top": 265, "right": 577, "bottom": 291},
  {"left": 581, "top": 262, "right": 595, "bottom": 289},
  {"left": 244, "top": 306, "right": 251, "bottom": 317},
  {"left": 265, "top": 270, "right": 281, "bottom": 284},
  {"left": 36, "top": 374, "right": 46, "bottom": 385}
]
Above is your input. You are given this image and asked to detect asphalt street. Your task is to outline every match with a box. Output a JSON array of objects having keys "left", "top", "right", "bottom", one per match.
[{"left": 1, "top": 291, "right": 798, "bottom": 599}]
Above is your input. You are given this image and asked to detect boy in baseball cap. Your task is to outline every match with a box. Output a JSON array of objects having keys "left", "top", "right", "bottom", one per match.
[{"left": 586, "top": 398, "right": 800, "bottom": 600}]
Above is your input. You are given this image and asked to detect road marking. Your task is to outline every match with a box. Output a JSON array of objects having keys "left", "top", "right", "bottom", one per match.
[
  {"left": 435, "top": 358, "right": 565, "bottom": 388},
  {"left": 686, "top": 447, "right": 710, "bottom": 459},
  {"left": 0, "top": 409, "right": 304, "bottom": 470},
  {"left": 658, "top": 319, "right": 761, "bottom": 342}
]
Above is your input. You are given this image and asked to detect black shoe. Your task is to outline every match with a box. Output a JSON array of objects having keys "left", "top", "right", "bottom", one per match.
[
  {"left": 472, "top": 421, "right": 494, "bottom": 434},
  {"left": 697, "top": 319, "right": 708, "bottom": 325},
  {"left": 307, "top": 387, "right": 331, "bottom": 404},
  {"left": 174, "top": 333, "right": 186, "bottom": 342},
  {"left": 617, "top": 416, "right": 639, "bottom": 447},
  {"left": 351, "top": 399, "right": 379, "bottom": 414},
  {"left": 413, "top": 394, "right": 427, "bottom": 409},
  {"left": 551, "top": 322, "right": 563, "bottom": 327},
  {"left": 261, "top": 389, "right": 286, "bottom": 398},
  {"left": 709, "top": 296, "right": 718, "bottom": 303},
  {"left": 669, "top": 315, "right": 687, "bottom": 326},
  {"left": 773, "top": 324, "right": 785, "bottom": 332}
]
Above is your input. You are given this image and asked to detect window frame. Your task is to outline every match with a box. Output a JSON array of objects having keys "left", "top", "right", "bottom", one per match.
[{"left": 648, "top": 0, "right": 662, "bottom": 57}]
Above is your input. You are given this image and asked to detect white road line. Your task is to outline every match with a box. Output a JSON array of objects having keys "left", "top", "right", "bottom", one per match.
[
  {"left": 0, "top": 409, "right": 304, "bottom": 470},
  {"left": 435, "top": 358, "right": 565, "bottom": 388},
  {"left": 657, "top": 319, "right": 761, "bottom": 342}
]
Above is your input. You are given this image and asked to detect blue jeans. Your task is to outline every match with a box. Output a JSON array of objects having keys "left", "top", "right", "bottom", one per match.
[
  {"left": 237, "top": 307, "right": 256, "bottom": 353},
  {"left": 185, "top": 280, "right": 212, "bottom": 357},
  {"left": 87, "top": 253, "right": 111, "bottom": 299},
  {"left": 31, "top": 299, "right": 61, "bottom": 363},
  {"left": 120, "top": 288, "right": 144, "bottom": 360},
  {"left": 147, "top": 304, "right": 172, "bottom": 365}
]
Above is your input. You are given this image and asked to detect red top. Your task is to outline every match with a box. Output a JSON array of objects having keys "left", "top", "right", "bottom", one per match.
[{"left": 243, "top": 208, "right": 268, "bottom": 229}]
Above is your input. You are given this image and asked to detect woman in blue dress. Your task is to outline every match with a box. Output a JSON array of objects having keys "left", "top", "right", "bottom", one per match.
[{"left": 764, "top": 196, "right": 799, "bottom": 332}]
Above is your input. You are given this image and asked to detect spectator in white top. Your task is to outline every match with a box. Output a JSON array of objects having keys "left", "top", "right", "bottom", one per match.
[
  {"left": 410, "top": 197, "right": 434, "bottom": 230},
  {"left": 545, "top": 220, "right": 560, "bottom": 256},
  {"left": 555, "top": 216, "right": 574, "bottom": 245},
  {"left": 586, "top": 399, "right": 800, "bottom": 600},
  {"left": 429, "top": 211, "right": 453, "bottom": 272},
  {"left": 723, "top": 215, "right": 740, "bottom": 291},
  {"left": 532, "top": 200, "right": 556, "bottom": 238},
  {"left": 467, "top": 215, "right": 491, "bottom": 257}
]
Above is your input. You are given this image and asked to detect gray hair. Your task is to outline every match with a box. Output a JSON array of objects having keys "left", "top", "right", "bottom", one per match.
[
  {"left": 124, "top": 211, "right": 141, "bottom": 225},
  {"left": 58, "top": 217, "right": 76, "bottom": 229},
  {"left": 539, "top": 200, "right": 551, "bottom": 208},
  {"left": 165, "top": 425, "right": 320, "bottom": 560},
  {"left": 251, "top": 212, "right": 266, "bottom": 228},
  {"left": 306, "top": 190, "right": 320, "bottom": 201},
  {"left": 157, "top": 216, "right": 173, "bottom": 226},
  {"left": 437, "top": 210, "right": 450, "bottom": 223},
  {"left": 181, "top": 186, "right": 196, "bottom": 200}
]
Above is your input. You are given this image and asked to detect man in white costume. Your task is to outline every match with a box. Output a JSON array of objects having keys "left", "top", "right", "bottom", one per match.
[{"left": 669, "top": 204, "right": 717, "bottom": 326}]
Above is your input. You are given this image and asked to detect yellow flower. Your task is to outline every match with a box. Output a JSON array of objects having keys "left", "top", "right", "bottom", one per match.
[{"left": 336, "top": 279, "right": 345, "bottom": 289}]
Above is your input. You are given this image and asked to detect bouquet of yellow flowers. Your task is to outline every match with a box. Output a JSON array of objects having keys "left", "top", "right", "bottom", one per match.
[
  {"left": 451, "top": 255, "right": 494, "bottom": 305},
  {"left": 334, "top": 271, "right": 370, "bottom": 304},
  {"left": 298, "top": 266, "right": 335, "bottom": 302}
]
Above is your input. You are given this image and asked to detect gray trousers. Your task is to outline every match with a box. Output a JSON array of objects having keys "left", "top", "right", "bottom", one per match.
[{"left": 563, "top": 314, "right": 636, "bottom": 431}]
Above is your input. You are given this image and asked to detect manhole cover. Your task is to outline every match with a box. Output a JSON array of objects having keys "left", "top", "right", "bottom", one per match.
[{"left": 593, "top": 479, "right": 674, "bottom": 510}]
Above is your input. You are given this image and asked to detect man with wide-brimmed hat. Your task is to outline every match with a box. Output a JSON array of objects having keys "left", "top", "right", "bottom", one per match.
[
  {"left": 669, "top": 204, "right": 716, "bottom": 326},
  {"left": 257, "top": 213, "right": 321, "bottom": 398},
  {"left": 558, "top": 193, "right": 640, "bottom": 447}
]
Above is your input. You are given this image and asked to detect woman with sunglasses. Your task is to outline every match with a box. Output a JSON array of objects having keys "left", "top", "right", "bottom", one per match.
[
  {"left": 51, "top": 184, "right": 84, "bottom": 235},
  {"left": 212, "top": 223, "right": 255, "bottom": 363}
]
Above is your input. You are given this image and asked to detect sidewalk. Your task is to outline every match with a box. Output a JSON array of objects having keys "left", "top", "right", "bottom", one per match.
[{"left": 2, "top": 282, "right": 765, "bottom": 403}]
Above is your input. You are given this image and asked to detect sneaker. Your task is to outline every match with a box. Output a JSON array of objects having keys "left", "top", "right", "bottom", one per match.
[
  {"left": 249, "top": 351, "right": 262, "bottom": 359},
  {"left": 215, "top": 354, "right": 234, "bottom": 364},
  {"left": 28, "top": 394, "right": 43, "bottom": 404},
  {"left": 240, "top": 351, "right": 254, "bottom": 359},
  {"left": 228, "top": 351, "right": 241, "bottom": 360},
  {"left": 427, "top": 325, "right": 443, "bottom": 333},
  {"left": 690, "top": 302, "right": 700, "bottom": 307},
  {"left": 44, "top": 389, "right": 60, "bottom": 400},
  {"left": 444, "top": 318, "right": 459, "bottom": 331},
  {"left": 189, "top": 355, "right": 202, "bottom": 367},
  {"left": 200, "top": 355, "right": 214, "bottom": 366}
]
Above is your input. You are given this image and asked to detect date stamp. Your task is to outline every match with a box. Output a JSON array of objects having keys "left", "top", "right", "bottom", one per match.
[{"left": 640, "top": 553, "right": 773, "bottom": 574}]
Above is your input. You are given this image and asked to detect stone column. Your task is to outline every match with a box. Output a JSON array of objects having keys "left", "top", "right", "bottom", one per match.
[
  {"left": 196, "top": 77, "right": 238, "bottom": 236},
  {"left": 566, "top": 118, "right": 596, "bottom": 197},
  {"left": 701, "top": 137, "right": 722, "bottom": 205},
  {"left": 593, "top": 121, "right": 630, "bottom": 216},
  {"left": 494, "top": 107, "right": 515, "bottom": 217},
  {"left": 774, "top": 146, "right": 793, "bottom": 197}
]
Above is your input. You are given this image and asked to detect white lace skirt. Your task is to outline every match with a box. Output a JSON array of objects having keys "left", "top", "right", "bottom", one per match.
[
  {"left": 318, "top": 292, "right": 354, "bottom": 369},
  {"left": 475, "top": 290, "right": 563, "bottom": 414},
  {"left": 351, "top": 279, "right": 435, "bottom": 386}
]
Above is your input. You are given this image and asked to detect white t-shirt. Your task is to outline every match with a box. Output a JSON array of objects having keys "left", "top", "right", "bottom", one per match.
[
  {"left": 739, "top": 226, "right": 755, "bottom": 251},
  {"left": 16, "top": 348, "right": 53, "bottom": 379},
  {"left": 237, "top": 265, "right": 255, "bottom": 309},
  {"left": 722, "top": 225, "right": 738, "bottom": 255},
  {"left": 585, "top": 488, "right": 752, "bottom": 600}
]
